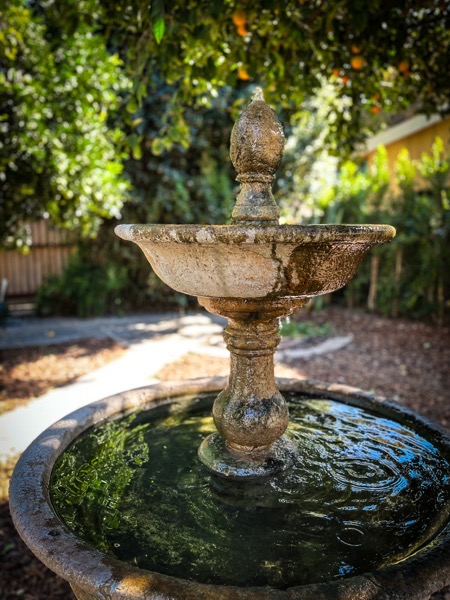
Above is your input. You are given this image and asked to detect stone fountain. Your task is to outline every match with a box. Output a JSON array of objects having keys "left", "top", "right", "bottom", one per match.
[{"left": 10, "top": 91, "right": 450, "bottom": 600}]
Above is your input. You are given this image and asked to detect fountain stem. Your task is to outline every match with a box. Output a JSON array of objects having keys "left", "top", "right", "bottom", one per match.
[{"left": 198, "top": 296, "right": 306, "bottom": 478}]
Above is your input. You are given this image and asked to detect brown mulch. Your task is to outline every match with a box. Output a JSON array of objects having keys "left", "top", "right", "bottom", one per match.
[
  {"left": 1, "top": 309, "right": 450, "bottom": 599},
  {"left": 0, "top": 338, "right": 125, "bottom": 415}
]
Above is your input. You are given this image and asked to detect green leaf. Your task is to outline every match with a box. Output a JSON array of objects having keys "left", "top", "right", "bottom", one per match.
[
  {"left": 126, "top": 98, "right": 138, "bottom": 113},
  {"left": 150, "top": 0, "right": 165, "bottom": 44},
  {"left": 151, "top": 138, "right": 165, "bottom": 155},
  {"left": 153, "top": 17, "right": 165, "bottom": 44},
  {"left": 132, "top": 144, "right": 142, "bottom": 160}
]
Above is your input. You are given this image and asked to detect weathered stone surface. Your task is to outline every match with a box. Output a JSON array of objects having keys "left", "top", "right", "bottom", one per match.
[
  {"left": 197, "top": 296, "right": 306, "bottom": 478},
  {"left": 115, "top": 221, "right": 394, "bottom": 475},
  {"left": 230, "top": 88, "right": 285, "bottom": 223},
  {"left": 114, "top": 93, "right": 395, "bottom": 479},
  {"left": 114, "top": 223, "right": 395, "bottom": 299}
]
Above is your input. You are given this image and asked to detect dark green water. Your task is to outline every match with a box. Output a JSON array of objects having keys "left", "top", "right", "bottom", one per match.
[{"left": 50, "top": 394, "right": 450, "bottom": 588}]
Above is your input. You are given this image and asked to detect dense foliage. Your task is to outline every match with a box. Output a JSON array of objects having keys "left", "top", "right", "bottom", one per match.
[
  {"left": 319, "top": 139, "right": 450, "bottom": 323},
  {"left": 37, "top": 88, "right": 240, "bottom": 315},
  {"left": 98, "top": 0, "right": 450, "bottom": 153},
  {"left": 0, "top": 0, "right": 128, "bottom": 249},
  {"left": 2, "top": 0, "right": 450, "bottom": 248}
]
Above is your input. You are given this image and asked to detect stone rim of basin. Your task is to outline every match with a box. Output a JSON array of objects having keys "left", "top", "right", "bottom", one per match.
[
  {"left": 9, "top": 377, "right": 450, "bottom": 600},
  {"left": 115, "top": 223, "right": 395, "bottom": 245}
]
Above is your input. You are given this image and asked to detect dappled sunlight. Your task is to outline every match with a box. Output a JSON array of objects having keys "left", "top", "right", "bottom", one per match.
[{"left": 116, "top": 573, "right": 154, "bottom": 595}]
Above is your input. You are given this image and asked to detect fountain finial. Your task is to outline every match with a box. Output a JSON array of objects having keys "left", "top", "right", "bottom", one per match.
[
  {"left": 252, "top": 86, "right": 265, "bottom": 102},
  {"left": 230, "top": 88, "right": 285, "bottom": 224}
]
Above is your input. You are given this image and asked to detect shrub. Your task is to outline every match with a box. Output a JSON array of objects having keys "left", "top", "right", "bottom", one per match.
[
  {"left": 320, "top": 139, "right": 450, "bottom": 323},
  {"left": 36, "top": 251, "right": 125, "bottom": 317}
]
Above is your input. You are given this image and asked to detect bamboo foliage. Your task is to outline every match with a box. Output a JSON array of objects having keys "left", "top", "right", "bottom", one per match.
[{"left": 319, "top": 139, "right": 450, "bottom": 323}]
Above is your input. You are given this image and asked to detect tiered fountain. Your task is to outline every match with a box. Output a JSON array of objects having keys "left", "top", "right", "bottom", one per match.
[{"left": 10, "top": 91, "right": 450, "bottom": 600}]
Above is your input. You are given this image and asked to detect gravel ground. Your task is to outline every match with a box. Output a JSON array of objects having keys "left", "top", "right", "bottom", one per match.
[{"left": 2, "top": 308, "right": 450, "bottom": 599}]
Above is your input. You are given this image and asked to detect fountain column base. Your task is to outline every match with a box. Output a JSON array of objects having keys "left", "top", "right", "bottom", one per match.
[
  {"left": 198, "top": 432, "right": 297, "bottom": 479},
  {"left": 198, "top": 296, "right": 306, "bottom": 479}
]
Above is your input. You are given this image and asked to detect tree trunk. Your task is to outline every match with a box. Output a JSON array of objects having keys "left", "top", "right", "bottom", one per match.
[
  {"left": 367, "top": 254, "right": 380, "bottom": 312},
  {"left": 392, "top": 246, "right": 403, "bottom": 318}
]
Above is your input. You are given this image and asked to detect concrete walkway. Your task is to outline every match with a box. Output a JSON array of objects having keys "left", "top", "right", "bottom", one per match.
[
  {"left": 0, "top": 312, "right": 352, "bottom": 460},
  {"left": 0, "top": 311, "right": 224, "bottom": 349},
  {"left": 0, "top": 312, "right": 226, "bottom": 459}
]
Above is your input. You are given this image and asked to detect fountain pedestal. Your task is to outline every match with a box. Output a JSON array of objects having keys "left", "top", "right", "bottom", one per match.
[
  {"left": 114, "top": 89, "right": 395, "bottom": 479},
  {"left": 198, "top": 296, "right": 306, "bottom": 478}
]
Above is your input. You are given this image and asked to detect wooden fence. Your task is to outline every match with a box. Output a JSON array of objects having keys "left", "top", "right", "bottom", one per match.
[{"left": 0, "top": 220, "right": 75, "bottom": 297}]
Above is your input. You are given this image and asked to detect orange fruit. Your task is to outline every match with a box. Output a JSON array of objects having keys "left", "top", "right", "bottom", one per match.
[
  {"left": 237, "top": 66, "right": 251, "bottom": 80},
  {"left": 351, "top": 44, "right": 362, "bottom": 54},
  {"left": 370, "top": 105, "right": 381, "bottom": 114},
  {"left": 372, "top": 92, "right": 381, "bottom": 100},
  {"left": 232, "top": 10, "right": 246, "bottom": 26},
  {"left": 341, "top": 75, "right": 350, "bottom": 84},
  {"left": 398, "top": 60, "right": 410, "bottom": 74},
  {"left": 331, "top": 68, "right": 340, "bottom": 77},
  {"left": 351, "top": 56, "right": 365, "bottom": 70},
  {"left": 237, "top": 24, "right": 250, "bottom": 36}
]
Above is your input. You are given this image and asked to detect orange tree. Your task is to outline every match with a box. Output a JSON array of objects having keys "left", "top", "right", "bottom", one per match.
[{"left": 92, "top": 0, "right": 450, "bottom": 154}]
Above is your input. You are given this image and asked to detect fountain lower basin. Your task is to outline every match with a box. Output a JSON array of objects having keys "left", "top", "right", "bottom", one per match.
[{"left": 10, "top": 378, "right": 450, "bottom": 600}]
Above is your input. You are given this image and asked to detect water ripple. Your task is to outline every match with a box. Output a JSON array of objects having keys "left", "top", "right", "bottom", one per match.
[{"left": 50, "top": 394, "right": 450, "bottom": 589}]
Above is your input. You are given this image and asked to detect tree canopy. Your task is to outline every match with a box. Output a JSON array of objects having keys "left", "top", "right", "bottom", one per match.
[
  {"left": 15, "top": 1, "right": 450, "bottom": 153},
  {"left": 0, "top": 0, "right": 128, "bottom": 249},
  {"left": 101, "top": 0, "right": 450, "bottom": 151},
  {"left": 1, "top": 0, "right": 449, "bottom": 248}
]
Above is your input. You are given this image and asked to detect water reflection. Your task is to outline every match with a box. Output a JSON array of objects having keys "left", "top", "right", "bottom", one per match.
[{"left": 50, "top": 394, "right": 450, "bottom": 588}]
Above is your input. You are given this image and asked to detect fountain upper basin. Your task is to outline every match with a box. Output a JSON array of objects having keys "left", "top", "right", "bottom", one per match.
[{"left": 115, "top": 223, "right": 395, "bottom": 299}]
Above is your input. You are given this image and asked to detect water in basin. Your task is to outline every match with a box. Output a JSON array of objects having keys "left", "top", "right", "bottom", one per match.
[{"left": 50, "top": 392, "right": 450, "bottom": 589}]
